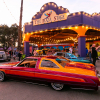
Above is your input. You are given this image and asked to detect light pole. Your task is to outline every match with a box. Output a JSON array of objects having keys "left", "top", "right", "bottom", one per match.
[{"left": 18, "top": 0, "right": 23, "bottom": 50}]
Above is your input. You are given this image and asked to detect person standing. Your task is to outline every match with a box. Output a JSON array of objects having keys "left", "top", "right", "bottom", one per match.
[
  {"left": 69, "top": 47, "right": 73, "bottom": 54},
  {"left": 33, "top": 50, "right": 38, "bottom": 56},
  {"left": 86, "top": 48, "right": 88, "bottom": 56},
  {"left": 91, "top": 44, "right": 98, "bottom": 66},
  {"left": 9, "top": 50, "right": 12, "bottom": 58},
  {"left": 18, "top": 50, "right": 22, "bottom": 61},
  {"left": 88, "top": 46, "right": 92, "bottom": 61}
]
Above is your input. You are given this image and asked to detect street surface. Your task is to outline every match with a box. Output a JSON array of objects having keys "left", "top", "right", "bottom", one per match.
[{"left": 0, "top": 58, "right": 100, "bottom": 100}]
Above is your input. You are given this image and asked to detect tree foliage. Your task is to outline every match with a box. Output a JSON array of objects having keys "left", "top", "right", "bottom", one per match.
[{"left": 0, "top": 24, "right": 18, "bottom": 51}]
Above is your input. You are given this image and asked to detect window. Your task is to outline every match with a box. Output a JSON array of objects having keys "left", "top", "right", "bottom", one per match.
[
  {"left": 65, "top": 54, "right": 70, "bottom": 58},
  {"left": 56, "top": 56, "right": 70, "bottom": 67},
  {"left": 57, "top": 53, "right": 65, "bottom": 57},
  {"left": 41, "top": 60, "right": 59, "bottom": 68},
  {"left": 17, "top": 58, "right": 38, "bottom": 68},
  {"left": 68, "top": 53, "right": 77, "bottom": 58}
]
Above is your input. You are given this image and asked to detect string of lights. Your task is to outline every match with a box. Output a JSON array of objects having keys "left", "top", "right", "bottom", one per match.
[{"left": 3, "top": 0, "right": 18, "bottom": 24}]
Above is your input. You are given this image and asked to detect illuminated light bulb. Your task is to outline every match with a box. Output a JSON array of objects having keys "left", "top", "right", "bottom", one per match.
[
  {"left": 85, "top": 13, "right": 88, "bottom": 16},
  {"left": 31, "top": 32, "right": 33, "bottom": 34},
  {"left": 61, "top": 27, "right": 65, "bottom": 30},
  {"left": 73, "top": 13, "right": 75, "bottom": 15},
  {"left": 48, "top": 3, "right": 50, "bottom": 5},
  {"left": 93, "top": 27, "right": 95, "bottom": 29},
  {"left": 68, "top": 27, "right": 72, "bottom": 29},
  {"left": 55, "top": 5, "right": 56, "bottom": 7},
  {"left": 75, "top": 26, "right": 78, "bottom": 29},
  {"left": 86, "top": 26, "right": 88, "bottom": 29},
  {"left": 58, "top": 6, "right": 60, "bottom": 9},
  {"left": 52, "top": 3, "right": 54, "bottom": 5},
  {"left": 40, "top": 30, "right": 43, "bottom": 33},
  {"left": 78, "top": 12, "right": 81, "bottom": 14},
  {"left": 56, "top": 28, "right": 58, "bottom": 30},
  {"left": 67, "top": 13, "right": 70, "bottom": 16},
  {"left": 62, "top": 8, "right": 64, "bottom": 10},
  {"left": 83, "top": 12, "right": 85, "bottom": 14},
  {"left": 42, "top": 7, "right": 44, "bottom": 10},
  {"left": 66, "top": 9, "right": 68, "bottom": 11},
  {"left": 90, "top": 27, "right": 92, "bottom": 29},
  {"left": 82, "top": 25, "right": 84, "bottom": 28},
  {"left": 89, "top": 14, "right": 91, "bottom": 17},
  {"left": 35, "top": 31, "right": 37, "bottom": 33},
  {"left": 44, "top": 4, "right": 46, "bottom": 6}
]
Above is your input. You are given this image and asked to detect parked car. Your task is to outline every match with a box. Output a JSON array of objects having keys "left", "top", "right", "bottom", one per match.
[
  {"left": 36, "top": 50, "right": 43, "bottom": 55},
  {"left": 0, "top": 51, "right": 11, "bottom": 61},
  {"left": 53, "top": 52, "right": 92, "bottom": 63},
  {"left": 0, "top": 56, "right": 100, "bottom": 91},
  {"left": 47, "top": 49, "right": 55, "bottom": 55}
]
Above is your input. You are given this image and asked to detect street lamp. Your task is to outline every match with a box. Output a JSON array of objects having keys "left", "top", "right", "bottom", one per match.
[{"left": 18, "top": 0, "right": 23, "bottom": 50}]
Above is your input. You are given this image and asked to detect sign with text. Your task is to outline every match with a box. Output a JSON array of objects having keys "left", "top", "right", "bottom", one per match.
[{"left": 33, "top": 10, "right": 68, "bottom": 26}]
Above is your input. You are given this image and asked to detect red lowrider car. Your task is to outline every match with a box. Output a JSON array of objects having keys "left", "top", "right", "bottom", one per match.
[{"left": 0, "top": 56, "right": 100, "bottom": 91}]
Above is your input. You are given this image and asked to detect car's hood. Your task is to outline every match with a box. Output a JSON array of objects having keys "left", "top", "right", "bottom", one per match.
[
  {"left": 65, "top": 61, "right": 95, "bottom": 71},
  {"left": 1, "top": 61, "right": 20, "bottom": 66}
]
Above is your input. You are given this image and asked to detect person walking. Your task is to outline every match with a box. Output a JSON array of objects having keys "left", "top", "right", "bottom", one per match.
[{"left": 91, "top": 44, "right": 98, "bottom": 66}]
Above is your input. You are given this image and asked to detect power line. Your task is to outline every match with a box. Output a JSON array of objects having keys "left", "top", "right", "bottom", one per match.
[{"left": 3, "top": 0, "right": 19, "bottom": 24}]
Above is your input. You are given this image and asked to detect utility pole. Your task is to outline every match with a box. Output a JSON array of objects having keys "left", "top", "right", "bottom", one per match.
[{"left": 18, "top": 0, "right": 23, "bottom": 50}]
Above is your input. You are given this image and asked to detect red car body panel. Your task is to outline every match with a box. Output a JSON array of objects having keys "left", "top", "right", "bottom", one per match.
[{"left": 0, "top": 56, "right": 100, "bottom": 90}]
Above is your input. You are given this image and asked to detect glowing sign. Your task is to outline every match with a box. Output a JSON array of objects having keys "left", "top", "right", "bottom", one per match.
[{"left": 33, "top": 10, "right": 68, "bottom": 26}]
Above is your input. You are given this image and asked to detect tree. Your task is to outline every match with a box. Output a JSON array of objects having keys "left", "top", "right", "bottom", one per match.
[
  {"left": 0, "top": 24, "right": 18, "bottom": 51},
  {"left": 10, "top": 23, "right": 19, "bottom": 47}
]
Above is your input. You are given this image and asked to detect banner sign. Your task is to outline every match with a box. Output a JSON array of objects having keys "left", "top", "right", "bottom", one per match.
[{"left": 33, "top": 10, "right": 68, "bottom": 26}]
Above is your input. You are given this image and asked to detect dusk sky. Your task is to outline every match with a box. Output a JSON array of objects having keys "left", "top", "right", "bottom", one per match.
[{"left": 0, "top": 0, "right": 100, "bottom": 27}]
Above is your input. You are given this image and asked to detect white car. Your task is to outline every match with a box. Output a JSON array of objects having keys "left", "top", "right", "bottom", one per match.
[{"left": 0, "top": 51, "right": 11, "bottom": 61}]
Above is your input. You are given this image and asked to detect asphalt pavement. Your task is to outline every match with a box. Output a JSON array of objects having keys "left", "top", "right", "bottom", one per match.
[{"left": 0, "top": 58, "right": 100, "bottom": 100}]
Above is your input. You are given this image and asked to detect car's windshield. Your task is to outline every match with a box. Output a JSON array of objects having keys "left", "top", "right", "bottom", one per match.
[
  {"left": 56, "top": 56, "right": 71, "bottom": 67},
  {"left": 67, "top": 53, "right": 77, "bottom": 58}
]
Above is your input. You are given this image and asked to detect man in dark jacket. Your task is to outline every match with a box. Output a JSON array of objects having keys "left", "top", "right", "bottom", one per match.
[
  {"left": 18, "top": 51, "right": 22, "bottom": 61},
  {"left": 91, "top": 44, "right": 98, "bottom": 66}
]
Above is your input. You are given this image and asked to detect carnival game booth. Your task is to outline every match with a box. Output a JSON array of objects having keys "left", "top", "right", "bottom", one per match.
[{"left": 23, "top": 2, "right": 100, "bottom": 57}]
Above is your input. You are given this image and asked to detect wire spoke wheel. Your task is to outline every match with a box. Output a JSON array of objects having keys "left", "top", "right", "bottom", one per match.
[
  {"left": 0, "top": 71, "right": 5, "bottom": 82},
  {"left": 98, "top": 56, "right": 100, "bottom": 60},
  {"left": 51, "top": 83, "right": 64, "bottom": 90}
]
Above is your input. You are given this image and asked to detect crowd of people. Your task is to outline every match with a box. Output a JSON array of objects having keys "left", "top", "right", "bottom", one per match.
[
  {"left": 8, "top": 50, "right": 22, "bottom": 61},
  {"left": 8, "top": 44, "right": 100, "bottom": 66}
]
